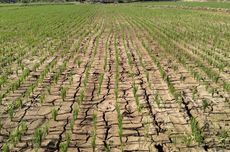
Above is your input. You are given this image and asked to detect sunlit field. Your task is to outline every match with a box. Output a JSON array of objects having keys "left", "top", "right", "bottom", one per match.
[{"left": 0, "top": 2, "right": 230, "bottom": 151}]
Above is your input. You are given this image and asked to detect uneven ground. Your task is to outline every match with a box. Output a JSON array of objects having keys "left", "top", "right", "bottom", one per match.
[{"left": 0, "top": 3, "right": 230, "bottom": 152}]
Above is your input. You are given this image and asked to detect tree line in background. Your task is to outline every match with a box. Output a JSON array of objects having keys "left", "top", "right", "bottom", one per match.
[{"left": 0, "top": 0, "right": 173, "bottom": 4}]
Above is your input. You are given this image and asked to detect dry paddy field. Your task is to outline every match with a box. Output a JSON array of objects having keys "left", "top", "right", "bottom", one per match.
[{"left": 0, "top": 3, "right": 230, "bottom": 152}]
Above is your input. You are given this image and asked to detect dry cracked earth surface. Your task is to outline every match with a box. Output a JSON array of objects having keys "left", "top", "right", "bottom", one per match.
[{"left": 0, "top": 4, "right": 230, "bottom": 152}]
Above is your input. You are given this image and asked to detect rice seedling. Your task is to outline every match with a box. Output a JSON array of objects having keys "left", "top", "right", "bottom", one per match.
[
  {"left": 77, "top": 60, "right": 82, "bottom": 68},
  {"left": 33, "top": 123, "right": 49, "bottom": 150},
  {"left": 73, "top": 103, "right": 80, "bottom": 120},
  {"left": 15, "top": 98, "right": 23, "bottom": 109},
  {"left": 2, "top": 143, "right": 9, "bottom": 152},
  {"left": 39, "top": 93, "right": 46, "bottom": 104},
  {"left": 60, "top": 142, "right": 68, "bottom": 152},
  {"left": 7, "top": 103, "right": 15, "bottom": 121},
  {"left": 51, "top": 108, "right": 58, "bottom": 121},
  {"left": 97, "top": 73, "right": 104, "bottom": 96},
  {"left": 70, "top": 118, "right": 75, "bottom": 132},
  {"left": 190, "top": 117, "right": 203, "bottom": 144},
  {"left": 115, "top": 102, "right": 123, "bottom": 144},
  {"left": 61, "top": 86, "right": 67, "bottom": 101}
]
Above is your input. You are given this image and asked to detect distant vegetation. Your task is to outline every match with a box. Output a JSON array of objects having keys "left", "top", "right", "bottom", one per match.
[
  {"left": 0, "top": 0, "right": 175, "bottom": 4},
  {"left": 0, "top": 0, "right": 230, "bottom": 5}
]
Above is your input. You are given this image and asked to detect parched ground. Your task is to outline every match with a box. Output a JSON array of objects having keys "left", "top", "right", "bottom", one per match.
[{"left": 0, "top": 3, "right": 230, "bottom": 152}]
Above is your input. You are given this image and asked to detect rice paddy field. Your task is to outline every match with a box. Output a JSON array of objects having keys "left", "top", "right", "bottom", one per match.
[{"left": 0, "top": 2, "right": 230, "bottom": 152}]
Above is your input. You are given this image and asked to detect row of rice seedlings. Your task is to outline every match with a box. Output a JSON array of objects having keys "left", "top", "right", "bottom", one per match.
[
  {"left": 114, "top": 32, "right": 124, "bottom": 150},
  {"left": 64, "top": 23, "right": 104, "bottom": 151},
  {"left": 121, "top": 30, "right": 142, "bottom": 113},
  {"left": 190, "top": 117, "right": 203, "bottom": 145},
  {"left": 121, "top": 22, "right": 157, "bottom": 149},
  {"left": 33, "top": 123, "right": 50, "bottom": 151},
  {"left": 65, "top": 20, "right": 105, "bottom": 150}
]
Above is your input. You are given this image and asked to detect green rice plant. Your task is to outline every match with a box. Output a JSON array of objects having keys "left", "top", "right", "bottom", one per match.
[
  {"left": 132, "top": 82, "right": 141, "bottom": 112},
  {"left": 134, "top": 94, "right": 141, "bottom": 113},
  {"left": 127, "top": 53, "right": 132, "bottom": 65},
  {"left": 70, "top": 118, "right": 75, "bottom": 132},
  {"left": 43, "top": 123, "right": 49, "bottom": 137},
  {"left": 60, "top": 132, "right": 72, "bottom": 152},
  {"left": 115, "top": 102, "right": 123, "bottom": 144},
  {"left": 65, "top": 131, "right": 71, "bottom": 145},
  {"left": 202, "top": 99, "right": 209, "bottom": 111},
  {"left": 60, "top": 142, "right": 68, "bottom": 152},
  {"left": 8, "top": 121, "right": 27, "bottom": 146},
  {"left": 132, "top": 83, "right": 138, "bottom": 96},
  {"left": 192, "top": 87, "right": 198, "bottom": 100},
  {"left": 154, "top": 91, "right": 161, "bottom": 107},
  {"left": 19, "top": 121, "right": 28, "bottom": 134},
  {"left": 54, "top": 74, "right": 59, "bottom": 84},
  {"left": 77, "top": 60, "right": 82, "bottom": 68},
  {"left": 79, "top": 90, "right": 85, "bottom": 104},
  {"left": 33, "top": 123, "right": 49, "bottom": 150},
  {"left": 73, "top": 103, "right": 80, "bottom": 120},
  {"left": 97, "top": 73, "right": 104, "bottom": 96},
  {"left": 91, "top": 112, "right": 97, "bottom": 152},
  {"left": 190, "top": 117, "right": 203, "bottom": 144},
  {"left": 69, "top": 77, "right": 73, "bottom": 85},
  {"left": 7, "top": 103, "right": 14, "bottom": 120},
  {"left": 47, "top": 85, "right": 51, "bottom": 95},
  {"left": 39, "top": 94, "right": 45, "bottom": 104},
  {"left": 223, "top": 82, "right": 230, "bottom": 92},
  {"left": 2, "top": 143, "right": 9, "bottom": 152},
  {"left": 51, "top": 108, "right": 58, "bottom": 121},
  {"left": 16, "top": 69, "right": 19, "bottom": 76},
  {"left": 15, "top": 98, "right": 23, "bottom": 109},
  {"left": 114, "top": 86, "right": 119, "bottom": 100},
  {"left": 33, "top": 128, "right": 43, "bottom": 149},
  {"left": 143, "top": 118, "right": 150, "bottom": 140},
  {"left": 61, "top": 87, "right": 67, "bottom": 101},
  {"left": 0, "top": 76, "right": 6, "bottom": 89}
]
